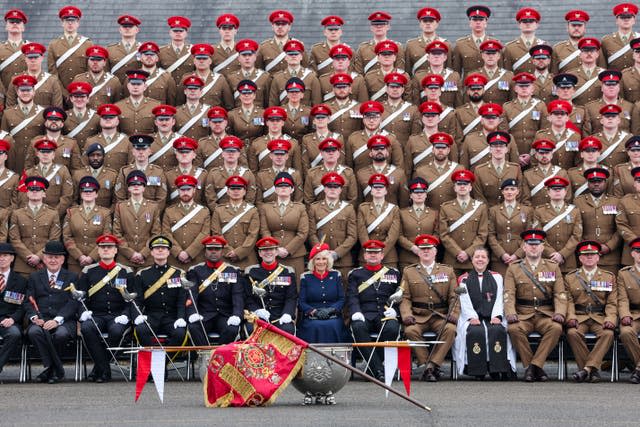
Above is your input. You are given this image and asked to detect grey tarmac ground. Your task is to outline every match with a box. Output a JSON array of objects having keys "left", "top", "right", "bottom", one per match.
[{"left": 0, "top": 360, "right": 637, "bottom": 427}]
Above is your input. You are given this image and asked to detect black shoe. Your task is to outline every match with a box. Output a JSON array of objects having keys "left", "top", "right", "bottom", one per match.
[
  {"left": 572, "top": 369, "right": 589, "bottom": 383},
  {"left": 536, "top": 366, "right": 549, "bottom": 382},
  {"left": 36, "top": 368, "right": 51, "bottom": 383},
  {"left": 589, "top": 369, "right": 601, "bottom": 383},
  {"left": 374, "top": 370, "right": 385, "bottom": 382},
  {"left": 48, "top": 374, "right": 64, "bottom": 384},
  {"left": 421, "top": 368, "right": 438, "bottom": 382},
  {"left": 476, "top": 374, "right": 487, "bottom": 381},
  {"left": 501, "top": 370, "right": 517, "bottom": 381},
  {"left": 524, "top": 366, "right": 535, "bottom": 382},
  {"left": 489, "top": 372, "right": 500, "bottom": 380},
  {"left": 630, "top": 369, "right": 640, "bottom": 384}
]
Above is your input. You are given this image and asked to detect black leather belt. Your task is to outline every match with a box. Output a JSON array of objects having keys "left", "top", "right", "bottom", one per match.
[
  {"left": 630, "top": 303, "right": 640, "bottom": 310},
  {"left": 575, "top": 304, "right": 604, "bottom": 314},
  {"left": 516, "top": 298, "right": 552, "bottom": 307},
  {"left": 412, "top": 302, "right": 447, "bottom": 310}
]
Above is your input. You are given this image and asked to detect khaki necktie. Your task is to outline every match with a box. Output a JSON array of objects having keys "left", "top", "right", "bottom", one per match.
[
  {"left": 67, "top": 36, "right": 74, "bottom": 45},
  {"left": 175, "top": 47, "right": 181, "bottom": 55},
  {"left": 621, "top": 34, "right": 629, "bottom": 44},
  {"left": 133, "top": 100, "right": 140, "bottom": 108},
  {"left": 461, "top": 201, "right": 467, "bottom": 210},
  {"left": 506, "top": 205, "right": 513, "bottom": 216},
  {"left": 475, "top": 38, "right": 482, "bottom": 47},
  {"left": 31, "top": 206, "right": 39, "bottom": 215},
  {"left": 375, "top": 204, "right": 382, "bottom": 214},
  {"left": 124, "top": 43, "right": 131, "bottom": 52},
  {"left": 85, "top": 206, "right": 92, "bottom": 215},
  {"left": 495, "top": 165, "right": 503, "bottom": 175},
  {"left": 189, "top": 105, "right": 196, "bottom": 114},
  {"left": 279, "top": 203, "right": 286, "bottom": 215},
  {"left": 415, "top": 207, "right": 422, "bottom": 218},
  {"left": 525, "top": 40, "right": 531, "bottom": 48},
  {"left": 290, "top": 108, "right": 297, "bottom": 118},
  {"left": 585, "top": 69, "right": 591, "bottom": 78},
  {"left": 133, "top": 201, "right": 141, "bottom": 213},
  {"left": 22, "top": 106, "right": 30, "bottom": 115}
]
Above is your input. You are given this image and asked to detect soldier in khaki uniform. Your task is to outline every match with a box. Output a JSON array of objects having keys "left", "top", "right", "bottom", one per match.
[
  {"left": 254, "top": 139, "right": 301, "bottom": 206},
  {"left": 211, "top": 14, "right": 240, "bottom": 78},
  {"left": 380, "top": 73, "right": 421, "bottom": 146},
  {"left": 83, "top": 104, "right": 130, "bottom": 173},
  {"left": 227, "top": 80, "right": 265, "bottom": 144},
  {"left": 621, "top": 37, "right": 640, "bottom": 103},
  {"left": 114, "top": 135, "right": 167, "bottom": 211},
  {"left": 617, "top": 237, "right": 640, "bottom": 383},
  {"left": 115, "top": 70, "right": 160, "bottom": 135},
  {"left": 204, "top": 135, "right": 255, "bottom": 210},
  {"left": 530, "top": 44, "right": 555, "bottom": 104},
  {"left": 566, "top": 38, "right": 604, "bottom": 106},
  {"left": 601, "top": 3, "right": 639, "bottom": 71},
  {"left": 21, "top": 139, "right": 74, "bottom": 218},
  {"left": 9, "top": 176, "right": 61, "bottom": 276},
  {"left": 147, "top": 105, "right": 180, "bottom": 171},
  {"left": 106, "top": 15, "right": 142, "bottom": 83},
  {"left": 405, "top": 107, "right": 458, "bottom": 177},
  {"left": 460, "top": 115, "right": 519, "bottom": 170},
  {"left": 502, "top": 72, "right": 547, "bottom": 167},
  {"left": 574, "top": 167, "right": 621, "bottom": 274},
  {"left": 256, "top": 10, "right": 308, "bottom": 75},
  {"left": 615, "top": 166, "right": 640, "bottom": 264},
  {"left": 0, "top": 75, "right": 44, "bottom": 173},
  {"left": 300, "top": 104, "right": 346, "bottom": 173},
  {"left": 612, "top": 136, "right": 640, "bottom": 197},
  {"left": 583, "top": 71, "right": 633, "bottom": 135},
  {"left": 177, "top": 44, "right": 233, "bottom": 109},
  {"left": 451, "top": 5, "right": 491, "bottom": 75},
  {"left": 162, "top": 175, "right": 210, "bottom": 269},
  {"left": 413, "top": 133, "right": 464, "bottom": 210},
  {"left": 247, "top": 106, "right": 301, "bottom": 172},
  {"left": 63, "top": 82, "right": 101, "bottom": 151},
  {"left": 363, "top": 42, "right": 411, "bottom": 104},
  {"left": 398, "top": 178, "right": 438, "bottom": 271},
  {"left": 62, "top": 176, "right": 112, "bottom": 273},
  {"left": 158, "top": 16, "right": 194, "bottom": 84},
  {"left": 551, "top": 73, "right": 587, "bottom": 134},
  {"left": 565, "top": 241, "right": 617, "bottom": 383},
  {"left": 309, "top": 15, "right": 344, "bottom": 76},
  {"left": 504, "top": 229, "right": 567, "bottom": 382},
  {"left": 590, "top": 104, "right": 632, "bottom": 169},
  {"left": 467, "top": 40, "right": 514, "bottom": 106},
  {"left": 405, "top": 7, "right": 450, "bottom": 76},
  {"left": 318, "top": 45, "right": 368, "bottom": 104},
  {"left": 303, "top": 137, "right": 356, "bottom": 205},
  {"left": 307, "top": 172, "right": 357, "bottom": 282},
  {"left": 487, "top": 179, "right": 534, "bottom": 276},
  {"left": 400, "top": 234, "right": 458, "bottom": 382},
  {"left": 27, "top": 107, "right": 82, "bottom": 172},
  {"left": 0, "top": 139, "right": 18, "bottom": 209},
  {"left": 353, "top": 11, "right": 404, "bottom": 76},
  {"left": 355, "top": 135, "right": 409, "bottom": 208},
  {"left": 438, "top": 169, "right": 488, "bottom": 273},
  {"left": 258, "top": 171, "right": 309, "bottom": 278},
  {"left": 196, "top": 107, "right": 247, "bottom": 170},
  {"left": 136, "top": 41, "right": 176, "bottom": 106},
  {"left": 357, "top": 173, "right": 400, "bottom": 268},
  {"left": 325, "top": 73, "right": 362, "bottom": 139},
  {"left": 551, "top": 10, "right": 594, "bottom": 74},
  {"left": 113, "top": 170, "right": 161, "bottom": 267},
  {"left": 71, "top": 143, "right": 117, "bottom": 209},
  {"left": 6, "top": 42, "right": 63, "bottom": 108},
  {"left": 472, "top": 133, "right": 527, "bottom": 206},
  {"left": 412, "top": 42, "right": 462, "bottom": 109},
  {"left": 532, "top": 176, "right": 583, "bottom": 273},
  {"left": 0, "top": 9, "right": 28, "bottom": 88},
  {"left": 501, "top": 7, "right": 545, "bottom": 75},
  {"left": 165, "top": 137, "right": 207, "bottom": 207},
  {"left": 46, "top": 6, "right": 92, "bottom": 90},
  {"left": 268, "top": 40, "right": 321, "bottom": 107},
  {"left": 533, "top": 100, "right": 581, "bottom": 170},
  {"left": 226, "top": 39, "right": 271, "bottom": 108},
  {"left": 209, "top": 175, "right": 259, "bottom": 270},
  {"left": 567, "top": 137, "right": 611, "bottom": 198},
  {"left": 281, "top": 78, "right": 312, "bottom": 141},
  {"left": 72, "top": 45, "right": 122, "bottom": 109},
  {"left": 454, "top": 73, "right": 488, "bottom": 144}
]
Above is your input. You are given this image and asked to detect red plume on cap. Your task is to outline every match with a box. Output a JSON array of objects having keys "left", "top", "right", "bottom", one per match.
[{"left": 17, "top": 170, "right": 28, "bottom": 193}]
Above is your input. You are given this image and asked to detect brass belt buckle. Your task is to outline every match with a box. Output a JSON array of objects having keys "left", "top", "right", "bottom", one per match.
[
  {"left": 586, "top": 303, "right": 592, "bottom": 314},
  {"left": 533, "top": 296, "right": 539, "bottom": 310},
  {"left": 427, "top": 301, "right": 434, "bottom": 310}
]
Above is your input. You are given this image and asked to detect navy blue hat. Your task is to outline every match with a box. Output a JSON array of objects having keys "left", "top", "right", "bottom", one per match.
[
  {"left": 274, "top": 171, "right": 294, "bottom": 187},
  {"left": 500, "top": 178, "right": 518, "bottom": 189},
  {"left": 85, "top": 142, "right": 105, "bottom": 156},
  {"left": 126, "top": 170, "right": 147, "bottom": 186},
  {"left": 553, "top": 73, "right": 578, "bottom": 88},
  {"left": 42, "top": 106, "right": 67, "bottom": 121},
  {"left": 25, "top": 175, "right": 49, "bottom": 190},
  {"left": 408, "top": 177, "right": 428, "bottom": 193},
  {"left": 285, "top": 77, "right": 305, "bottom": 92},
  {"left": 237, "top": 79, "right": 258, "bottom": 94},
  {"left": 43, "top": 240, "right": 66, "bottom": 256},
  {"left": 626, "top": 135, "right": 640, "bottom": 150},
  {"left": 0, "top": 242, "right": 16, "bottom": 254},
  {"left": 79, "top": 176, "right": 100, "bottom": 192},
  {"left": 129, "top": 134, "right": 154, "bottom": 149}
]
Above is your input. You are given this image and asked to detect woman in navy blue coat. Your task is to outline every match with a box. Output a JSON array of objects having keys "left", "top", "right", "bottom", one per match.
[{"left": 297, "top": 243, "right": 348, "bottom": 343}]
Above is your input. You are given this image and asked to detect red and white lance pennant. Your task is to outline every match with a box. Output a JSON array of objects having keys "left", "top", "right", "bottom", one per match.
[
  {"left": 135, "top": 350, "right": 166, "bottom": 403},
  {"left": 383, "top": 346, "right": 412, "bottom": 396}
]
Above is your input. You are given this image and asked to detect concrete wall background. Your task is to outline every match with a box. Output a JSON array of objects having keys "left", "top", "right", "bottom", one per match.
[{"left": 5, "top": 1, "right": 623, "bottom": 50}]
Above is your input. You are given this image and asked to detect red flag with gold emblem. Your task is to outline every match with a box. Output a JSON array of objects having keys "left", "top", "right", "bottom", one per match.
[{"left": 204, "top": 319, "right": 308, "bottom": 407}]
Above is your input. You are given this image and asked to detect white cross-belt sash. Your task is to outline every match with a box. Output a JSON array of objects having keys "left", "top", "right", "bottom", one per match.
[
  {"left": 34, "top": 73, "right": 51, "bottom": 91},
  {"left": 366, "top": 203, "right": 395, "bottom": 233},
  {"left": 203, "top": 148, "right": 223, "bottom": 168},
  {"left": 279, "top": 69, "right": 311, "bottom": 101},
  {"left": 552, "top": 130, "right": 575, "bottom": 153},
  {"left": 45, "top": 165, "right": 62, "bottom": 183},
  {"left": 258, "top": 147, "right": 270, "bottom": 163},
  {"left": 412, "top": 53, "right": 430, "bottom": 74},
  {"left": 170, "top": 168, "right": 204, "bottom": 200},
  {"left": 262, "top": 185, "right": 275, "bottom": 199},
  {"left": 426, "top": 163, "right": 457, "bottom": 193},
  {"left": 55, "top": 36, "right": 88, "bottom": 67},
  {"left": 66, "top": 109, "right": 96, "bottom": 138},
  {"left": 363, "top": 56, "right": 378, "bottom": 73},
  {"left": 484, "top": 69, "right": 506, "bottom": 91},
  {"left": 352, "top": 143, "right": 369, "bottom": 161},
  {"left": 214, "top": 52, "right": 239, "bottom": 73},
  {"left": 316, "top": 57, "right": 333, "bottom": 72},
  {"left": 572, "top": 76, "right": 599, "bottom": 100},
  {"left": 149, "top": 135, "right": 180, "bottom": 163},
  {"left": 542, "top": 205, "right": 575, "bottom": 232},
  {"left": 413, "top": 145, "right": 433, "bottom": 165},
  {"left": 233, "top": 70, "right": 264, "bottom": 99},
  {"left": 380, "top": 102, "right": 411, "bottom": 129},
  {"left": 469, "top": 145, "right": 491, "bottom": 166},
  {"left": 508, "top": 99, "right": 540, "bottom": 128},
  {"left": 0, "top": 170, "right": 15, "bottom": 188},
  {"left": 512, "top": 53, "right": 531, "bottom": 71},
  {"left": 0, "top": 49, "right": 23, "bottom": 72},
  {"left": 363, "top": 165, "right": 396, "bottom": 197},
  {"left": 310, "top": 152, "right": 323, "bottom": 167},
  {"left": 439, "top": 106, "right": 453, "bottom": 121},
  {"left": 607, "top": 33, "right": 639, "bottom": 64},
  {"left": 221, "top": 204, "right": 253, "bottom": 234},
  {"left": 530, "top": 166, "right": 560, "bottom": 196},
  {"left": 370, "top": 85, "right": 387, "bottom": 101},
  {"left": 89, "top": 73, "right": 115, "bottom": 98},
  {"left": 558, "top": 49, "right": 580, "bottom": 70},
  {"left": 265, "top": 51, "right": 287, "bottom": 72},
  {"left": 201, "top": 74, "right": 221, "bottom": 97},
  {"left": 110, "top": 49, "right": 139, "bottom": 74},
  {"left": 166, "top": 46, "right": 192, "bottom": 74},
  {"left": 316, "top": 201, "right": 348, "bottom": 229},
  {"left": 145, "top": 68, "right": 166, "bottom": 87},
  {"left": 598, "top": 132, "right": 628, "bottom": 163},
  {"left": 449, "top": 200, "right": 481, "bottom": 232},
  {"left": 574, "top": 182, "right": 588, "bottom": 197},
  {"left": 178, "top": 105, "right": 209, "bottom": 135},
  {"left": 171, "top": 205, "right": 204, "bottom": 232},
  {"left": 462, "top": 115, "right": 482, "bottom": 136},
  {"left": 328, "top": 100, "right": 358, "bottom": 123},
  {"left": 103, "top": 134, "right": 126, "bottom": 154},
  {"left": 215, "top": 168, "right": 246, "bottom": 200},
  {"left": 10, "top": 106, "right": 43, "bottom": 136},
  {"left": 313, "top": 165, "right": 344, "bottom": 195}
]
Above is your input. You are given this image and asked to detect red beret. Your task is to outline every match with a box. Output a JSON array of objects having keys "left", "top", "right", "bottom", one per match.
[
  {"left": 367, "top": 135, "right": 390, "bottom": 149},
  {"left": 362, "top": 239, "right": 385, "bottom": 251},
  {"left": 191, "top": 44, "right": 215, "bottom": 57},
  {"left": 329, "top": 73, "right": 353, "bottom": 86},
  {"left": 487, "top": 131, "right": 511, "bottom": 145},
  {"left": 420, "top": 101, "right": 444, "bottom": 115},
  {"left": 13, "top": 74, "right": 37, "bottom": 88},
  {"left": 5, "top": 9, "right": 27, "bottom": 23},
  {"left": 264, "top": 106, "right": 287, "bottom": 121},
  {"left": 451, "top": 169, "right": 475, "bottom": 183},
  {"left": 283, "top": 40, "right": 305, "bottom": 53},
  {"left": 309, "top": 243, "right": 330, "bottom": 260},
  {"left": 219, "top": 136, "right": 244, "bottom": 150},
  {"left": 368, "top": 11, "right": 392, "bottom": 22},
  {"left": 34, "top": 139, "right": 58, "bottom": 151},
  {"left": 532, "top": 139, "right": 556, "bottom": 151},
  {"left": 578, "top": 37, "right": 601, "bottom": 50},
  {"left": 478, "top": 103, "right": 503, "bottom": 117},
  {"left": 0, "top": 140, "right": 11, "bottom": 151},
  {"left": 613, "top": 3, "right": 639, "bottom": 16},
  {"left": 311, "top": 104, "right": 332, "bottom": 116},
  {"left": 139, "top": 41, "right": 160, "bottom": 54},
  {"left": 86, "top": 45, "right": 109, "bottom": 59},
  {"left": 513, "top": 72, "right": 536, "bottom": 85},
  {"left": 464, "top": 73, "right": 488, "bottom": 87},
  {"left": 183, "top": 75, "right": 205, "bottom": 88},
  {"left": 578, "top": 136, "right": 603, "bottom": 151},
  {"left": 417, "top": 7, "right": 441, "bottom": 21},
  {"left": 175, "top": 174, "right": 198, "bottom": 188},
  {"left": 374, "top": 41, "right": 398, "bottom": 55},
  {"left": 235, "top": 39, "right": 259, "bottom": 53},
  {"left": 360, "top": 101, "right": 384, "bottom": 115},
  {"left": 207, "top": 106, "right": 228, "bottom": 120},
  {"left": 329, "top": 44, "right": 353, "bottom": 58},
  {"left": 565, "top": 10, "right": 590, "bottom": 22},
  {"left": 544, "top": 176, "right": 570, "bottom": 188},
  {"left": 421, "top": 74, "right": 445, "bottom": 88},
  {"left": 318, "top": 137, "right": 342, "bottom": 150},
  {"left": 201, "top": 235, "right": 227, "bottom": 248},
  {"left": 547, "top": 99, "right": 573, "bottom": 114},
  {"left": 368, "top": 173, "right": 390, "bottom": 187},
  {"left": 21, "top": 42, "right": 45, "bottom": 56},
  {"left": 96, "top": 234, "right": 120, "bottom": 246},
  {"left": 226, "top": 175, "right": 248, "bottom": 188},
  {"left": 384, "top": 72, "right": 408, "bottom": 86},
  {"left": 516, "top": 7, "right": 541, "bottom": 21},
  {"left": 425, "top": 41, "right": 448, "bottom": 54},
  {"left": 321, "top": 15, "right": 344, "bottom": 27},
  {"left": 429, "top": 132, "right": 454, "bottom": 146},
  {"left": 117, "top": 15, "right": 141, "bottom": 26},
  {"left": 267, "top": 139, "right": 292, "bottom": 153},
  {"left": 599, "top": 103, "right": 622, "bottom": 115},
  {"left": 415, "top": 234, "right": 440, "bottom": 248},
  {"left": 479, "top": 39, "right": 504, "bottom": 52}
]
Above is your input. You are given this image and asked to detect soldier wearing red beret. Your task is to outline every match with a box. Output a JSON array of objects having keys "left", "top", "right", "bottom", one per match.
[
  {"left": 309, "top": 15, "right": 345, "bottom": 76},
  {"left": 257, "top": 10, "right": 308, "bottom": 74},
  {"left": 411, "top": 41, "right": 462, "bottom": 109},
  {"left": 248, "top": 106, "right": 302, "bottom": 173},
  {"left": 267, "top": 40, "right": 321, "bottom": 108},
  {"left": 158, "top": 16, "right": 194, "bottom": 84},
  {"left": 0, "top": 9, "right": 28, "bottom": 87},
  {"left": 135, "top": 41, "right": 177, "bottom": 105},
  {"left": 27, "top": 106, "right": 82, "bottom": 172},
  {"left": 566, "top": 38, "right": 605, "bottom": 106},
  {"left": 212, "top": 14, "right": 241, "bottom": 77},
  {"left": 177, "top": 44, "right": 233, "bottom": 108},
  {"left": 466, "top": 39, "right": 514, "bottom": 106},
  {"left": 225, "top": 39, "right": 270, "bottom": 109},
  {"left": 452, "top": 5, "right": 492, "bottom": 75},
  {"left": 107, "top": 15, "right": 143, "bottom": 82},
  {"left": 405, "top": 7, "right": 451, "bottom": 76},
  {"left": 503, "top": 8, "right": 544, "bottom": 75},
  {"left": 353, "top": 11, "right": 404, "bottom": 76},
  {"left": 551, "top": 10, "right": 600, "bottom": 74},
  {"left": 601, "top": 3, "right": 640, "bottom": 71}
]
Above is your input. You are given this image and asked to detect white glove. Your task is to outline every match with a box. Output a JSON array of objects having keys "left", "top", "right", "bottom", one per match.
[
  {"left": 188, "top": 313, "right": 204, "bottom": 323},
  {"left": 255, "top": 308, "right": 271, "bottom": 321},
  {"left": 173, "top": 318, "right": 187, "bottom": 328},
  {"left": 351, "top": 312, "right": 365, "bottom": 322},
  {"left": 383, "top": 307, "right": 397, "bottom": 318},
  {"left": 79, "top": 311, "right": 93, "bottom": 322},
  {"left": 114, "top": 315, "right": 129, "bottom": 325},
  {"left": 279, "top": 313, "right": 293, "bottom": 324},
  {"left": 252, "top": 286, "right": 266, "bottom": 297},
  {"left": 227, "top": 315, "right": 241, "bottom": 326},
  {"left": 134, "top": 315, "right": 147, "bottom": 325}
]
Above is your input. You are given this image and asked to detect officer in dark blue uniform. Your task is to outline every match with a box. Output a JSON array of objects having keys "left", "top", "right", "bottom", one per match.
[
  {"left": 186, "top": 235, "right": 244, "bottom": 345},
  {"left": 133, "top": 236, "right": 187, "bottom": 347},
  {"left": 77, "top": 233, "right": 135, "bottom": 383},
  {"left": 348, "top": 239, "right": 401, "bottom": 380},
  {"left": 0, "top": 243, "right": 28, "bottom": 376},
  {"left": 245, "top": 236, "right": 297, "bottom": 335}
]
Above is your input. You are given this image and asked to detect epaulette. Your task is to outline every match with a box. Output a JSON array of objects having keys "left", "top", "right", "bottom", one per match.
[
  {"left": 117, "top": 263, "right": 134, "bottom": 273},
  {"left": 347, "top": 267, "right": 361, "bottom": 277},
  {"left": 188, "top": 262, "right": 206, "bottom": 272},
  {"left": 311, "top": 42, "right": 324, "bottom": 48},
  {"left": 107, "top": 42, "right": 119, "bottom": 47},
  {"left": 82, "top": 262, "right": 99, "bottom": 274},
  {"left": 620, "top": 265, "right": 634, "bottom": 272},
  {"left": 455, "top": 35, "right": 472, "bottom": 43},
  {"left": 542, "top": 258, "right": 559, "bottom": 265},
  {"left": 136, "top": 265, "right": 153, "bottom": 276}
]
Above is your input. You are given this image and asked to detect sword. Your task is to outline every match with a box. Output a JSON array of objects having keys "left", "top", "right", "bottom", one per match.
[
  {"left": 180, "top": 275, "right": 212, "bottom": 346},
  {"left": 363, "top": 287, "right": 403, "bottom": 374}
]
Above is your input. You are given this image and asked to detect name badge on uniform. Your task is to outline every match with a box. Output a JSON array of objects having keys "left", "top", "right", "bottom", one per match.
[
  {"left": 538, "top": 271, "right": 556, "bottom": 282},
  {"left": 104, "top": 180, "right": 111, "bottom": 189},
  {"left": 349, "top": 110, "right": 363, "bottom": 119},
  {"left": 532, "top": 110, "right": 540, "bottom": 120},
  {"left": 274, "top": 275, "right": 290, "bottom": 286},
  {"left": 564, "top": 213, "right": 573, "bottom": 223},
  {"left": 201, "top": 118, "right": 209, "bottom": 127},
  {"left": 53, "top": 280, "right": 64, "bottom": 290},
  {"left": 114, "top": 278, "right": 127, "bottom": 289},
  {"left": 221, "top": 272, "right": 238, "bottom": 283},
  {"left": 92, "top": 215, "right": 102, "bottom": 225},
  {"left": 301, "top": 116, "right": 309, "bottom": 126},
  {"left": 590, "top": 280, "right": 613, "bottom": 292},
  {"left": 575, "top": 114, "right": 582, "bottom": 123},
  {"left": 55, "top": 175, "right": 61, "bottom": 185},
  {"left": 565, "top": 140, "right": 579, "bottom": 151},
  {"left": 382, "top": 274, "right": 397, "bottom": 283},
  {"left": 144, "top": 212, "right": 152, "bottom": 223},
  {"left": 167, "top": 277, "right": 182, "bottom": 288},
  {"left": 431, "top": 273, "right": 449, "bottom": 283},
  {"left": 63, "top": 148, "right": 71, "bottom": 158},
  {"left": 148, "top": 176, "right": 161, "bottom": 186},
  {"left": 498, "top": 80, "right": 509, "bottom": 91},
  {"left": 253, "top": 117, "right": 264, "bottom": 126},
  {"left": 602, "top": 205, "right": 618, "bottom": 215},
  {"left": 4, "top": 291, "right": 25, "bottom": 305}
]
